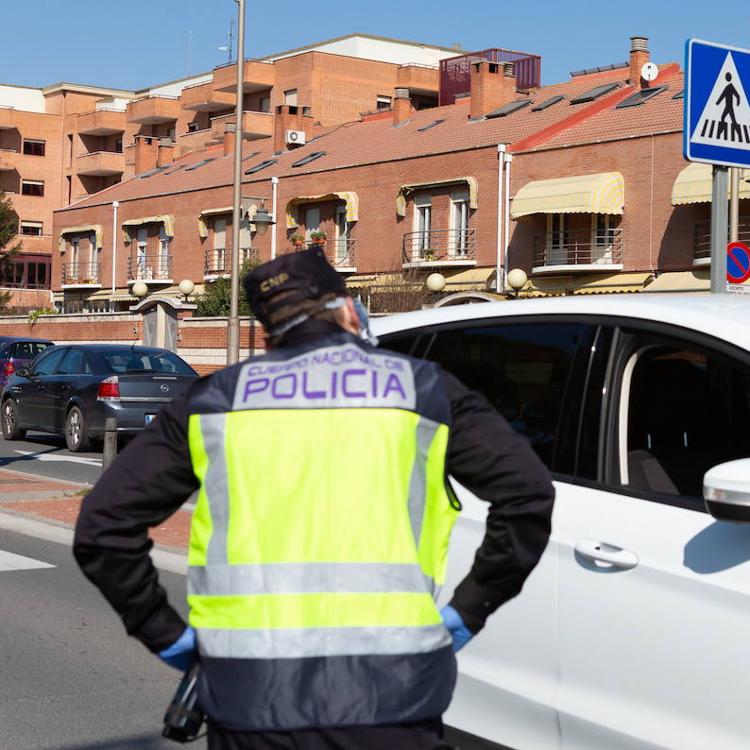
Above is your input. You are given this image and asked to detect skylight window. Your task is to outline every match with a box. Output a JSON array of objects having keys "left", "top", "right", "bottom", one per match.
[
  {"left": 532, "top": 95, "right": 565, "bottom": 112},
  {"left": 673, "top": 89, "right": 684, "bottom": 100},
  {"left": 245, "top": 158, "right": 277, "bottom": 175},
  {"left": 417, "top": 119, "right": 445, "bottom": 132},
  {"left": 184, "top": 157, "right": 216, "bottom": 172},
  {"left": 616, "top": 86, "right": 668, "bottom": 109},
  {"left": 242, "top": 152, "right": 260, "bottom": 162},
  {"left": 291, "top": 151, "right": 326, "bottom": 168},
  {"left": 486, "top": 99, "right": 532, "bottom": 119},
  {"left": 570, "top": 83, "right": 620, "bottom": 104},
  {"left": 138, "top": 165, "right": 171, "bottom": 179}
]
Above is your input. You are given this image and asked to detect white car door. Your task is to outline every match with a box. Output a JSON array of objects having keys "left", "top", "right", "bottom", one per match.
[
  {"left": 381, "top": 317, "right": 600, "bottom": 750},
  {"left": 557, "top": 321, "right": 750, "bottom": 750}
]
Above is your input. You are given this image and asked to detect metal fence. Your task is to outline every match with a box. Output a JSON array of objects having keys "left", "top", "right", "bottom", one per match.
[
  {"left": 127, "top": 255, "right": 173, "bottom": 282},
  {"left": 533, "top": 228, "right": 624, "bottom": 268},
  {"left": 61, "top": 262, "right": 102, "bottom": 285},
  {"left": 402, "top": 229, "right": 476, "bottom": 263},
  {"left": 694, "top": 219, "right": 750, "bottom": 262}
]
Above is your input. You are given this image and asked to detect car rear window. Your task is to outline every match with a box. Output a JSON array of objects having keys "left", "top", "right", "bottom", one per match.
[
  {"left": 100, "top": 350, "right": 196, "bottom": 375},
  {"left": 10, "top": 341, "right": 51, "bottom": 359}
]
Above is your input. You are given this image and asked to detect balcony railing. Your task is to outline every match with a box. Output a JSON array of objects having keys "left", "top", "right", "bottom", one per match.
[
  {"left": 127, "top": 95, "right": 180, "bottom": 125},
  {"left": 127, "top": 255, "right": 174, "bottom": 283},
  {"left": 61, "top": 262, "right": 102, "bottom": 287},
  {"left": 213, "top": 59, "right": 275, "bottom": 93},
  {"left": 694, "top": 219, "right": 750, "bottom": 265},
  {"left": 291, "top": 240, "right": 357, "bottom": 271},
  {"left": 77, "top": 109, "right": 126, "bottom": 136},
  {"left": 209, "top": 110, "right": 274, "bottom": 141},
  {"left": 76, "top": 150, "right": 125, "bottom": 176},
  {"left": 204, "top": 248, "right": 258, "bottom": 277},
  {"left": 181, "top": 81, "right": 235, "bottom": 112},
  {"left": 533, "top": 228, "right": 624, "bottom": 272},
  {"left": 0, "top": 148, "right": 18, "bottom": 171},
  {"left": 402, "top": 229, "right": 476, "bottom": 266}
]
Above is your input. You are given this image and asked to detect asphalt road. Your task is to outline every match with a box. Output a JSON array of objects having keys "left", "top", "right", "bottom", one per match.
[
  {"left": 0, "top": 432, "right": 105, "bottom": 486},
  {"left": 0, "top": 524, "right": 204, "bottom": 750}
]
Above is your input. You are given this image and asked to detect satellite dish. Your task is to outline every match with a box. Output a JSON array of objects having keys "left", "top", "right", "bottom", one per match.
[{"left": 641, "top": 62, "right": 659, "bottom": 83}]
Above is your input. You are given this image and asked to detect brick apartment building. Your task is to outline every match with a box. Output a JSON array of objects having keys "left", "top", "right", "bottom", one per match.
[
  {"left": 0, "top": 33, "right": 460, "bottom": 305},
  {"left": 48, "top": 34, "right": 745, "bottom": 313}
]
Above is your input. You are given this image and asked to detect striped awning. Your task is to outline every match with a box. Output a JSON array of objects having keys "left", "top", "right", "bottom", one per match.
[
  {"left": 197, "top": 205, "right": 259, "bottom": 238},
  {"left": 122, "top": 214, "right": 174, "bottom": 242},
  {"left": 520, "top": 272, "right": 652, "bottom": 297},
  {"left": 643, "top": 270, "right": 710, "bottom": 292},
  {"left": 511, "top": 172, "right": 625, "bottom": 219},
  {"left": 286, "top": 192, "right": 359, "bottom": 229},
  {"left": 396, "top": 177, "right": 478, "bottom": 217},
  {"left": 671, "top": 163, "right": 750, "bottom": 205},
  {"left": 58, "top": 224, "right": 103, "bottom": 254}
]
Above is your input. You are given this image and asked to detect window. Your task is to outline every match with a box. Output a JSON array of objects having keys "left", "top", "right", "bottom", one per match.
[
  {"left": 619, "top": 333, "right": 750, "bottom": 501},
  {"left": 239, "top": 217, "right": 252, "bottom": 264},
  {"left": 450, "top": 189, "right": 469, "bottom": 256},
  {"left": 304, "top": 206, "right": 320, "bottom": 240},
  {"left": 245, "top": 158, "right": 277, "bottom": 175},
  {"left": 546, "top": 214, "right": 567, "bottom": 264},
  {"left": 616, "top": 86, "right": 668, "bottom": 109},
  {"left": 137, "top": 227, "right": 148, "bottom": 278},
  {"left": 570, "top": 83, "right": 619, "bottom": 104},
  {"left": 213, "top": 218, "right": 227, "bottom": 273},
  {"left": 57, "top": 349, "right": 91, "bottom": 376},
  {"left": 115, "top": 139, "right": 123, "bottom": 153},
  {"left": 99, "top": 349, "right": 195, "bottom": 375},
  {"left": 591, "top": 215, "right": 616, "bottom": 263},
  {"left": 184, "top": 157, "right": 216, "bottom": 172},
  {"left": 260, "top": 96, "right": 271, "bottom": 113},
  {"left": 422, "top": 322, "right": 590, "bottom": 468},
  {"left": 532, "top": 95, "right": 565, "bottom": 112},
  {"left": 291, "top": 151, "right": 326, "bottom": 168},
  {"left": 70, "top": 238, "right": 80, "bottom": 272},
  {"left": 284, "top": 89, "right": 298, "bottom": 106},
  {"left": 89, "top": 232, "right": 98, "bottom": 272},
  {"left": 376, "top": 95, "right": 392, "bottom": 111},
  {"left": 158, "top": 225, "right": 170, "bottom": 278},
  {"left": 416, "top": 119, "right": 445, "bottom": 132},
  {"left": 188, "top": 122, "right": 200, "bottom": 133},
  {"left": 335, "top": 206, "right": 349, "bottom": 264},
  {"left": 23, "top": 140, "right": 45, "bottom": 157},
  {"left": 486, "top": 99, "right": 532, "bottom": 119},
  {"left": 21, "top": 180, "right": 44, "bottom": 197},
  {"left": 32, "top": 347, "right": 66, "bottom": 376},
  {"left": 20, "top": 221, "right": 43, "bottom": 236},
  {"left": 10, "top": 341, "right": 50, "bottom": 360},
  {"left": 414, "top": 194, "right": 432, "bottom": 254}
]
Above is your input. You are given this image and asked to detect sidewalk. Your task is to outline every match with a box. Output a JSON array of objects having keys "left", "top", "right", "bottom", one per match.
[{"left": 0, "top": 467, "right": 191, "bottom": 551}]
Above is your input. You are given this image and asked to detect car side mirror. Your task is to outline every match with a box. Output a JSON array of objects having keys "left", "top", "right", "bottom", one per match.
[
  {"left": 704, "top": 458, "right": 750, "bottom": 523},
  {"left": 16, "top": 367, "right": 29, "bottom": 378}
]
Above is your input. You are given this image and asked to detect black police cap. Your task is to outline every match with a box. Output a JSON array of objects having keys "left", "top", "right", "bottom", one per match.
[{"left": 244, "top": 247, "right": 347, "bottom": 328}]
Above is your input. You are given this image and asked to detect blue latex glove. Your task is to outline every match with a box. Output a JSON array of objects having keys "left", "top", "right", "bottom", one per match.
[
  {"left": 158, "top": 626, "right": 196, "bottom": 671},
  {"left": 440, "top": 605, "right": 473, "bottom": 652}
]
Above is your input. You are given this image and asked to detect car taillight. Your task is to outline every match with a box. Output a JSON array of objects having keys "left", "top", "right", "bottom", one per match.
[
  {"left": 97, "top": 375, "right": 120, "bottom": 401},
  {"left": 3, "top": 362, "right": 14, "bottom": 377}
]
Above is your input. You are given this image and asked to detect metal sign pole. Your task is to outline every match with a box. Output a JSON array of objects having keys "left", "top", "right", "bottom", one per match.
[
  {"left": 710, "top": 165, "right": 729, "bottom": 294},
  {"left": 730, "top": 167, "right": 740, "bottom": 242}
]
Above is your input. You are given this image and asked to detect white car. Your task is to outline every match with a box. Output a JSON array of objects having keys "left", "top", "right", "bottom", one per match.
[{"left": 372, "top": 294, "right": 750, "bottom": 750}]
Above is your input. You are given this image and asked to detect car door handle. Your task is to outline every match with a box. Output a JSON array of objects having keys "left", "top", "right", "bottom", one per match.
[{"left": 574, "top": 539, "right": 639, "bottom": 570}]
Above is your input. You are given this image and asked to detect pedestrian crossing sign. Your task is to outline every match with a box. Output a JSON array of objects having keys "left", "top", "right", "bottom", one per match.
[{"left": 685, "top": 39, "right": 750, "bottom": 168}]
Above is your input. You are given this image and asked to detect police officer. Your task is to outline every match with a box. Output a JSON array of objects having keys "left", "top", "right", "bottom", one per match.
[{"left": 74, "top": 248, "right": 554, "bottom": 750}]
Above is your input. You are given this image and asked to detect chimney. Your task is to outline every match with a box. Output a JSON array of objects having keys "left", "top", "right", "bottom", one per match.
[
  {"left": 273, "top": 104, "right": 313, "bottom": 153},
  {"left": 630, "top": 36, "right": 650, "bottom": 89},
  {"left": 393, "top": 88, "right": 412, "bottom": 126},
  {"left": 223, "top": 123, "right": 236, "bottom": 156},
  {"left": 470, "top": 60, "right": 517, "bottom": 120},
  {"left": 157, "top": 137, "right": 174, "bottom": 167},
  {"left": 134, "top": 136, "right": 158, "bottom": 175}
]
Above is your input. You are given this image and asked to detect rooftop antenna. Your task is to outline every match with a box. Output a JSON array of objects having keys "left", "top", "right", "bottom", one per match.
[{"left": 219, "top": 19, "right": 234, "bottom": 63}]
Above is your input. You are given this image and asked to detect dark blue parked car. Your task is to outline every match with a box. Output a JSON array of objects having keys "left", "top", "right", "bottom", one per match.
[{"left": 1, "top": 344, "right": 197, "bottom": 451}]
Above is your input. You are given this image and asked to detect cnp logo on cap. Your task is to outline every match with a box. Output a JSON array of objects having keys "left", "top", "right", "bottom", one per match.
[{"left": 260, "top": 272, "right": 289, "bottom": 293}]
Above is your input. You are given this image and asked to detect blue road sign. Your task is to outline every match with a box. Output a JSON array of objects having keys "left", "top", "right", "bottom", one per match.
[{"left": 685, "top": 39, "right": 750, "bottom": 168}]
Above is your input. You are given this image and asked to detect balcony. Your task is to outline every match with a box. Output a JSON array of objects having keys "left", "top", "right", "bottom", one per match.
[
  {"left": 397, "top": 64, "right": 440, "bottom": 94},
  {"left": 0, "top": 106, "right": 17, "bottom": 130},
  {"left": 76, "top": 151, "right": 125, "bottom": 176},
  {"left": 402, "top": 229, "right": 477, "bottom": 268},
  {"left": 0, "top": 148, "right": 18, "bottom": 171},
  {"left": 693, "top": 219, "right": 750, "bottom": 267},
  {"left": 213, "top": 60, "right": 275, "bottom": 93},
  {"left": 77, "top": 109, "right": 126, "bottom": 136},
  {"left": 204, "top": 248, "right": 258, "bottom": 279},
  {"left": 181, "top": 81, "right": 235, "bottom": 112},
  {"left": 533, "top": 228, "right": 624, "bottom": 274},
  {"left": 127, "top": 255, "right": 174, "bottom": 286},
  {"left": 127, "top": 95, "right": 180, "bottom": 125},
  {"left": 61, "top": 262, "right": 102, "bottom": 289},
  {"left": 210, "top": 111, "right": 274, "bottom": 142}
]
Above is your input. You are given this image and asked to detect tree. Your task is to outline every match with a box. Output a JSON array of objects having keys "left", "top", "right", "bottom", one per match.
[
  {"left": 0, "top": 191, "right": 21, "bottom": 311},
  {"left": 195, "top": 258, "right": 259, "bottom": 317}
]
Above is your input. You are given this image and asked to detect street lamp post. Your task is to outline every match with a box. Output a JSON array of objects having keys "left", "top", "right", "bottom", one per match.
[{"left": 227, "top": 0, "right": 247, "bottom": 366}]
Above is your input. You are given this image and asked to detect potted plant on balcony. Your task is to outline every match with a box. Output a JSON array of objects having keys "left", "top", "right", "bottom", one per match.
[
  {"left": 310, "top": 230, "right": 327, "bottom": 248},
  {"left": 290, "top": 233, "right": 305, "bottom": 250}
]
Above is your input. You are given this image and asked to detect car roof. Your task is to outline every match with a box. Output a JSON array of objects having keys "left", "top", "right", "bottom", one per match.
[
  {"left": 0, "top": 336, "right": 54, "bottom": 344},
  {"left": 371, "top": 294, "right": 750, "bottom": 352},
  {"left": 62, "top": 344, "right": 174, "bottom": 354}
]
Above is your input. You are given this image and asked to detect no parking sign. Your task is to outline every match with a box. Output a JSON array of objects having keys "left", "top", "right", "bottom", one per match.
[{"left": 727, "top": 241, "right": 750, "bottom": 292}]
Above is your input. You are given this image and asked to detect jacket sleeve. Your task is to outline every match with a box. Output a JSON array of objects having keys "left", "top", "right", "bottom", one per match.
[
  {"left": 73, "top": 396, "right": 200, "bottom": 653},
  {"left": 442, "top": 371, "right": 555, "bottom": 634}
]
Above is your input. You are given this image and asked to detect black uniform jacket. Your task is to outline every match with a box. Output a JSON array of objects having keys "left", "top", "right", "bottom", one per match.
[{"left": 73, "top": 320, "right": 555, "bottom": 652}]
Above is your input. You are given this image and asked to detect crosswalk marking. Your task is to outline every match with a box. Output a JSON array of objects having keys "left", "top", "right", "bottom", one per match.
[
  {"left": 0, "top": 549, "right": 55, "bottom": 572},
  {"left": 699, "top": 119, "right": 750, "bottom": 144},
  {"left": 14, "top": 450, "right": 102, "bottom": 466}
]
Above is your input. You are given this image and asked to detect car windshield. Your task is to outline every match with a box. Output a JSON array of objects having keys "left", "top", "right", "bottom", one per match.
[
  {"left": 12, "top": 342, "right": 51, "bottom": 359},
  {"left": 99, "top": 349, "right": 196, "bottom": 375}
]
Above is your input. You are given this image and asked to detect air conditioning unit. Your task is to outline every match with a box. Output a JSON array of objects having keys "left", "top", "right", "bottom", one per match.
[{"left": 286, "top": 129, "right": 306, "bottom": 146}]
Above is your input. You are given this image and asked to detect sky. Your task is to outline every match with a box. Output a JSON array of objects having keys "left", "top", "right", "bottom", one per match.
[{"left": 3, "top": 0, "right": 750, "bottom": 91}]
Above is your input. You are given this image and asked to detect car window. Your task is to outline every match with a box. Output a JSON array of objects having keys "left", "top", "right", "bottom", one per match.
[
  {"left": 99, "top": 350, "right": 196, "bottom": 375},
  {"left": 32, "top": 347, "right": 66, "bottom": 376},
  {"left": 619, "top": 333, "right": 750, "bottom": 500},
  {"left": 420, "top": 321, "right": 590, "bottom": 469},
  {"left": 11, "top": 341, "right": 51, "bottom": 360},
  {"left": 57, "top": 349, "right": 91, "bottom": 376}
]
